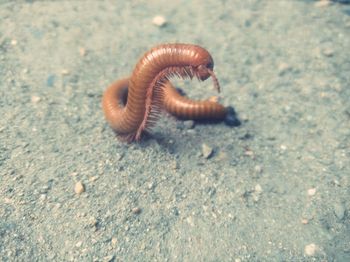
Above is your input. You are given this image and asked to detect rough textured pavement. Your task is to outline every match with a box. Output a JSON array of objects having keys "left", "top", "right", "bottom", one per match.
[{"left": 1, "top": 1, "right": 349, "bottom": 261}]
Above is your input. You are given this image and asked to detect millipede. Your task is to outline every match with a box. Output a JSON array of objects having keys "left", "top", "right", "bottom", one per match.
[{"left": 102, "top": 43, "right": 239, "bottom": 142}]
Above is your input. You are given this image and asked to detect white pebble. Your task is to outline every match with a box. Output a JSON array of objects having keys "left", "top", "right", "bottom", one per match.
[
  {"left": 322, "top": 48, "right": 334, "bottom": 57},
  {"left": 61, "top": 69, "right": 70, "bottom": 75},
  {"left": 74, "top": 181, "right": 85, "bottom": 194},
  {"left": 244, "top": 150, "right": 254, "bottom": 157},
  {"left": 152, "top": 15, "right": 167, "bottom": 27},
  {"left": 31, "top": 95, "right": 41, "bottom": 103},
  {"left": 278, "top": 62, "right": 290, "bottom": 75},
  {"left": 301, "top": 218, "right": 309, "bottom": 225},
  {"left": 314, "top": 0, "right": 331, "bottom": 7},
  {"left": 111, "top": 237, "right": 118, "bottom": 247},
  {"left": 255, "top": 184, "right": 263, "bottom": 193},
  {"left": 89, "top": 176, "right": 99, "bottom": 182},
  {"left": 39, "top": 194, "right": 47, "bottom": 201},
  {"left": 147, "top": 182, "right": 155, "bottom": 190},
  {"left": 103, "top": 255, "right": 115, "bottom": 262},
  {"left": 307, "top": 188, "right": 316, "bottom": 196},
  {"left": 79, "top": 47, "right": 87, "bottom": 56},
  {"left": 201, "top": 143, "right": 213, "bottom": 159},
  {"left": 186, "top": 216, "right": 195, "bottom": 226},
  {"left": 304, "top": 243, "right": 317, "bottom": 256},
  {"left": 254, "top": 165, "right": 263, "bottom": 174}
]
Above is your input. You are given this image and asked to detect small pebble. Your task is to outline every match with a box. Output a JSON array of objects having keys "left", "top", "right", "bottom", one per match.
[
  {"left": 39, "top": 194, "right": 47, "bottom": 201},
  {"left": 115, "top": 153, "right": 124, "bottom": 161},
  {"left": 172, "top": 161, "right": 179, "bottom": 170},
  {"left": 307, "top": 188, "right": 316, "bottom": 196},
  {"left": 11, "top": 39, "right": 17, "bottom": 46},
  {"left": 254, "top": 165, "right": 263, "bottom": 174},
  {"left": 186, "top": 129, "right": 196, "bottom": 135},
  {"left": 79, "top": 47, "right": 87, "bottom": 56},
  {"left": 201, "top": 143, "right": 213, "bottom": 159},
  {"left": 171, "top": 207, "right": 179, "bottom": 216},
  {"left": 301, "top": 218, "right": 309, "bottom": 225},
  {"left": 152, "top": 15, "right": 167, "bottom": 27},
  {"left": 88, "top": 217, "right": 98, "bottom": 227},
  {"left": 74, "top": 181, "right": 85, "bottom": 194},
  {"left": 111, "top": 237, "right": 118, "bottom": 247},
  {"left": 75, "top": 241, "right": 83, "bottom": 248},
  {"left": 304, "top": 243, "right": 317, "bottom": 256},
  {"left": 140, "top": 243, "right": 146, "bottom": 250},
  {"left": 315, "top": 0, "right": 332, "bottom": 7},
  {"left": 61, "top": 69, "right": 70, "bottom": 75},
  {"left": 147, "top": 182, "right": 155, "bottom": 190},
  {"left": 278, "top": 62, "right": 291, "bottom": 75},
  {"left": 31, "top": 95, "right": 41, "bottom": 103},
  {"left": 244, "top": 149, "right": 254, "bottom": 157},
  {"left": 89, "top": 176, "right": 99, "bottom": 182},
  {"left": 322, "top": 48, "right": 334, "bottom": 57},
  {"left": 4, "top": 198, "right": 12, "bottom": 204},
  {"left": 183, "top": 120, "right": 195, "bottom": 129},
  {"left": 255, "top": 184, "right": 263, "bottom": 193},
  {"left": 103, "top": 255, "right": 115, "bottom": 262},
  {"left": 319, "top": 92, "right": 328, "bottom": 98},
  {"left": 132, "top": 207, "right": 142, "bottom": 215},
  {"left": 186, "top": 216, "right": 195, "bottom": 226},
  {"left": 333, "top": 202, "right": 345, "bottom": 220}
]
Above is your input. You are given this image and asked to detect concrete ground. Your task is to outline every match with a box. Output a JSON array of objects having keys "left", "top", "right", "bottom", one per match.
[{"left": 1, "top": 0, "right": 349, "bottom": 261}]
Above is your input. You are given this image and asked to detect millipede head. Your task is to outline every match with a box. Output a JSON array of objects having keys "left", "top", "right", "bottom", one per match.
[
  {"left": 191, "top": 52, "right": 220, "bottom": 93},
  {"left": 195, "top": 58, "right": 214, "bottom": 80}
]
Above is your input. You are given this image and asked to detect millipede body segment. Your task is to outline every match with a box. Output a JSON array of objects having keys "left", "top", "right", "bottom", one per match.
[{"left": 102, "top": 43, "right": 229, "bottom": 142}]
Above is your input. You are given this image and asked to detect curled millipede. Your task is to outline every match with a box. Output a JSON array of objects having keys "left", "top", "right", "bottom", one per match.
[{"left": 102, "top": 43, "right": 232, "bottom": 142}]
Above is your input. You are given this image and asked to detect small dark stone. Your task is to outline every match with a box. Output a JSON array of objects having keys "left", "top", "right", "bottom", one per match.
[
  {"left": 205, "top": 187, "right": 216, "bottom": 197},
  {"left": 239, "top": 133, "right": 253, "bottom": 140},
  {"left": 224, "top": 106, "right": 241, "bottom": 127},
  {"left": 171, "top": 207, "right": 179, "bottom": 216}
]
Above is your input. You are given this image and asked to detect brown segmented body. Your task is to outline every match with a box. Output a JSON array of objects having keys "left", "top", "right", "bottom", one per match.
[
  {"left": 102, "top": 43, "right": 228, "bottom": 142},
  {"left": 162, "top": 82, "right": 227, "bottom": 120}
]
